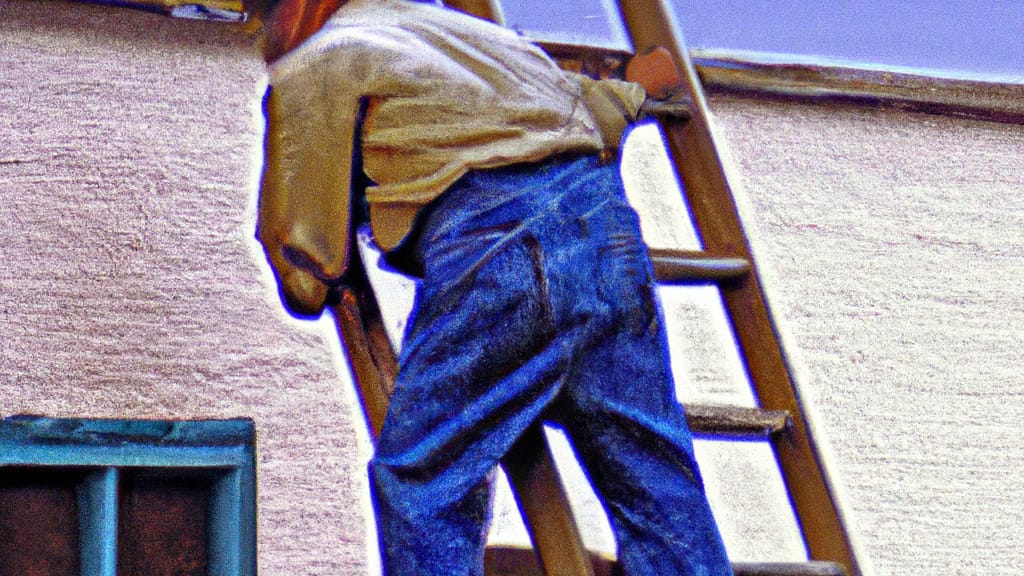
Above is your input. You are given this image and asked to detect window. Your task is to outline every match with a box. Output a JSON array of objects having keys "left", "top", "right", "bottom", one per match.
[{"left": 0, "top": 416, "right": 256, "bottom": 576}]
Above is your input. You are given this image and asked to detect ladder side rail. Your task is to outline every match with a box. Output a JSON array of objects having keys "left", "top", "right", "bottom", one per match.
[{"left": 613, "top": 1, "right": 860, "bottom": 574}]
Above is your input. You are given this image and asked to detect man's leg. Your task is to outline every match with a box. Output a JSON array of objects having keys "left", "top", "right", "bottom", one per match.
[
  {"left": 369, "top": 154, "right": 730, "bottom": 575},
  {"left": 557, "top": 323, "right": 733, "bottom": 576},
  {"left": 544, "top": 187, "right": 732, "bottom": 576},
  {"left": 369, "top": 215, "right": 569, "bottom": 576}
]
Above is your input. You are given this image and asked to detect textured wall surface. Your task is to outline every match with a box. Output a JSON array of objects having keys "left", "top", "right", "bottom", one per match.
[
  {"left": 707, "top": 93, "right": 1024, "bottom": 575},
  {"left": 0, "top": 2, "right": 374, "bottom": 573},
  {"left": 2, "top": 1, "right": 1023, "bottom": 575}
]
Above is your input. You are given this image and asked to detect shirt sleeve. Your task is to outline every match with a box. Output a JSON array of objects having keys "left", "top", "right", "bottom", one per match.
[
  {"left": 257, "top": 60, "right": 359, "bottom": 316},
  {"left": 574, "top": 74, "right": 647, "bottom": 150}
]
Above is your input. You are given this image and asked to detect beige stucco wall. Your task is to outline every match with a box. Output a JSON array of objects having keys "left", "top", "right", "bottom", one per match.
[
  {"left": 0, "top": 2, "right": 375, "bottom": 573},
  {"left": 2, "top": 1, "right": 1022, "bottom": 575},
  {"left": 706, "top": 93, "right": 1024, "bottom": 576}
]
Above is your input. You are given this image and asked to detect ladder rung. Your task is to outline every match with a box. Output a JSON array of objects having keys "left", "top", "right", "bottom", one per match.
[
  {"left": 733, "top": 562, "right": 850, "bottom": 576},
  {"left": 684, "top": 404, "right": 791, "bottom": 439},
  {"left": 650, "top": 249, "right": 751, "bottom": 284},
  {"left": 640, "top": 97, "right": 693, "bottom": 122},
  {"left": 484, "top": 548, "right": 848, "bottom": 576}
]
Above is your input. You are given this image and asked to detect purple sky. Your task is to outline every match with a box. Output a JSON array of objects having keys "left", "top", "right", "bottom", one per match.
[{"left": 500, "top": 0, "right": 1024, "bottom": 81}]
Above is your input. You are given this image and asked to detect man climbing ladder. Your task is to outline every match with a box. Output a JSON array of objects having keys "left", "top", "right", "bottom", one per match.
[{"left": 250, "top": 0, "right": 733, "bottom": 574}]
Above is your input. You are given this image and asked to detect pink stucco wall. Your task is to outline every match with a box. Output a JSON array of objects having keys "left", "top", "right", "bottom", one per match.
[
  {"left": 1, "top": 2, "right": 373, "bottom": 573},
  {"left": 708, "top": 93, "right": 1024, "bottom": 575}
]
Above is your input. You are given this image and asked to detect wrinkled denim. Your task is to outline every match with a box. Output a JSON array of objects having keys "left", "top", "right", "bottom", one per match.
[{"left": 369, "top": 154, "right": 732, "bottom": 576}]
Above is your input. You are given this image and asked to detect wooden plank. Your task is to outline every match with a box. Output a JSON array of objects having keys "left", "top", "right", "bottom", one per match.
[
  {"left": 485, "top": 547, "right": 618, "bottom": 576},
  {"left": 332, "top": 285, "right": 396, "bottom": 439},
  {"left": 684, "top": 404, "right": 790, "bottom": 439},
  {"left": 484, "top": 549, "right": 848, "bottom": 576},
  {"left": 503, "top": 426, "right": 596, "bottom": 576},
  {"left": 732, "top": 562, "right": 849, "bottom": 576},
  {"left": 650, "top": 248, "right": 751, "bottom": 284},
  {"left": 613, "top": 1, "right": 861, "bottom": 574}
]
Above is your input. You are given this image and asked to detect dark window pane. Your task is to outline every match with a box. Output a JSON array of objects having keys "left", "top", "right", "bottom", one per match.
[
  {"left": 118, "top": 470, "right": 212, "bottom": 576},
  {"left": 0, "top": 468, "right": 82, "bottom": 576},
  {"left": 501, "top": 0, "right": 631, "bottom": 50}
]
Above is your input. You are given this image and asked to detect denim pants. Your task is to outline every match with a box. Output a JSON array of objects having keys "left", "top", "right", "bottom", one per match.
[{"left": 369, "top": 154, "right": 732, "bottom": 576}]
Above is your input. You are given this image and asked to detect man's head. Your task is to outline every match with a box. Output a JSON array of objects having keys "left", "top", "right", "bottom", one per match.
[{"left": 245, "top": 0, "right": 348, "bottom": 62}]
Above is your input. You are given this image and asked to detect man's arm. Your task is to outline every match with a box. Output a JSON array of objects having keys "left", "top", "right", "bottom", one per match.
[
  {"left": 257, "top": 64, "right": 359, "bottom": 317},
  {"left": 627, "top": 46, "right": 693, "bottom": 121}
]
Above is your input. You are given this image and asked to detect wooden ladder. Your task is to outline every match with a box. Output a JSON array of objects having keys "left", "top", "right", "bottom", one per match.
[{"left": 329, "top": 1, "right": 861, "bottom": 575}]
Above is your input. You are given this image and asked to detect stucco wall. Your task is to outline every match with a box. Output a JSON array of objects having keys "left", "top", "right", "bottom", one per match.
[
  {"left": 2, "top": 1, "right": 1023, "bottom": 575},
  {"left": 0, "top": 2, "right": 375, "bottom": 573},
  {"left": 706, "top": 93, "right": 1024, "bottom": 576}
]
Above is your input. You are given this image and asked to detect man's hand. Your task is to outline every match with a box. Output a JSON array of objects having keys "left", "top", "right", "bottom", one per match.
[
  {"left": 626, "top": 46, "right": 693, "bottom": 122},
  {"left": 638, "top": 94, "right": 693, "bottom": 122},
  {"left": 258, "top": 228, "right": 332, "bottom": 318},
  {"left": 625, "top": 46, "right": 684, "bottom": 100}
]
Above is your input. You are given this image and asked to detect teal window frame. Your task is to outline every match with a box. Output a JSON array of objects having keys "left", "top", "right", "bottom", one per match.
[{"left": 0, "top": 416, "right": 257, "bottom": 576}]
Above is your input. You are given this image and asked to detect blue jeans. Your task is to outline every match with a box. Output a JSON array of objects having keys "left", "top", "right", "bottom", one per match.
[{"left": 369, "top": 154, "right": 732, "bottom": 576}]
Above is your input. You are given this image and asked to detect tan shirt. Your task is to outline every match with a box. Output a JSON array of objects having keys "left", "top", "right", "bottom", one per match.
[{"left": 259, "top": 0, "right": 645, "bottom": 312}]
